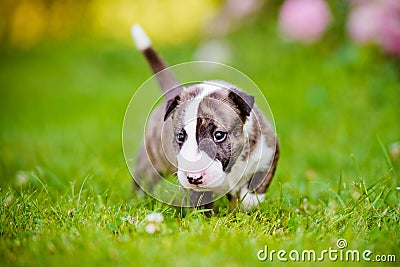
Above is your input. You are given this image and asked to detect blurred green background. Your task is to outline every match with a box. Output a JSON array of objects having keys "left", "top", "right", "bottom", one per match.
[{"left": 1, "top": 0, "right": 398, "bottom": 193}]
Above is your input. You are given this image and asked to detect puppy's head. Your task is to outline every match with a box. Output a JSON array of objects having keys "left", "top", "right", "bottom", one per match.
[{"left": 164, "top": 82, "right": 254, "bottom": 191}]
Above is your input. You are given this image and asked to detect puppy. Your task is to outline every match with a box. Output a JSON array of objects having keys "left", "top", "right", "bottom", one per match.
[{"left": 131, "top": 25, "right": 279, "bottom": 210}]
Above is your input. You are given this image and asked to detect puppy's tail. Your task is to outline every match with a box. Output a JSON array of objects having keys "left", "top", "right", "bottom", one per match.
[{"left": 131, "top": 24, "right": 180, "bottom": 98}]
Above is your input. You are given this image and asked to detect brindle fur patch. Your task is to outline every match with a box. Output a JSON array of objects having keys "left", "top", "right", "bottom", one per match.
[{"left": 197, "top": 92, "right": 247, "bottom": 172}]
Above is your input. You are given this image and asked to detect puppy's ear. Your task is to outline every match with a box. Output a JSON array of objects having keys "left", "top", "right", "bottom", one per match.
[
  {"left": 164, "top": 95, "right": 180, "bottom": 121},
  {"left": 228, "top": 89, "right": 254, "bottom": 119}
]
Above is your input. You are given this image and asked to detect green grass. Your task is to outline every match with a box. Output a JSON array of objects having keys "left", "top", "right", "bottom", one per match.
[{"left": 1, "top": 19, "right": 399, "bottom": 266}]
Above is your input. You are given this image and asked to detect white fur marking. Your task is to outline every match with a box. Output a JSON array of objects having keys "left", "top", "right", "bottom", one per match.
[
  {"left": 176, "top": 84, "right": 226, "bottom": 189},
  {"left": 240, "top": 188, "right": 265, "bottom": 210},
  {"left": 131, "top": 24, "right": 151, "bottom": 51},
  {"left": 179, "top": 84, "right": 222, "bottom": 166}
]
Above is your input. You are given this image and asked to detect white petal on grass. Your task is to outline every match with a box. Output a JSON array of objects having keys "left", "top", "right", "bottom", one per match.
[
  {"left": 145, "top": 212, "right": 164, "bottom": 223},
  {"left": 145, "top": 223, "right": 158, "bottom": 234},
  {"left": 389, "top": 141, "right": 400, "bottom": 160},
  {"left": 16, "top": 171, "right": 29, "bottom": 186},
  {"left": 4, "top": 195, "right": 12, "bottom": 207}
]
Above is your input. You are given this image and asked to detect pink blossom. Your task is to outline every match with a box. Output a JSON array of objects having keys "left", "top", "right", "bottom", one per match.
[
  {"left": 379, "top": 0, "right": 400, "bottom": 56},
  {"left": 347, "top": 1, "right": 383, "bottom": 44},
  {"left": 226, "top": 0, "right": 262, "bottom": 19},
  {"left": 278, "top": 0, "right": 332, "bottom": 44},
  {"left": 347, "top": 0, "right": 400, "bottom": 57}
]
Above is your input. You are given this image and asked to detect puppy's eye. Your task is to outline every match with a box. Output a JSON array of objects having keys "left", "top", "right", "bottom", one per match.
[
  {"left": 213, "top": 131, "right": 227, "bottom": 143},
  {"left": 176, "top": 129, "right": 186, "bottom": 144}
]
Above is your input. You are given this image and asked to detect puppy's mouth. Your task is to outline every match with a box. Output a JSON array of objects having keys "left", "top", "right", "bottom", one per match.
[
  {"left": 185, "top": 172, "right": 205, "bottom": 186},
  {"left": 176, "top": 140, "right": 226, "bottom": 190},
  {"left": 187, "top": 175, "right": 203, "bottom": 185},
  {"left": 177, "top": 169, "right": 226, "bottom": 191}
]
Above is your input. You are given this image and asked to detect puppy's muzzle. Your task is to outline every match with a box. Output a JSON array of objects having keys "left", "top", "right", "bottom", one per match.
[{"left": 187, "top": 174, "right": 203, "bottom": 185}]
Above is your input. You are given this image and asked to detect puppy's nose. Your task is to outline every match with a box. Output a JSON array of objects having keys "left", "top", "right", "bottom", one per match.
[{"left": 187, "top": 174, "right": 203, "bottom": 185}]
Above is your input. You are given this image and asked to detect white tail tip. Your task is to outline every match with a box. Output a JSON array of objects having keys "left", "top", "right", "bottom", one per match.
[{"left": 131, "top": 24, "right": 151, "bottom": 51}]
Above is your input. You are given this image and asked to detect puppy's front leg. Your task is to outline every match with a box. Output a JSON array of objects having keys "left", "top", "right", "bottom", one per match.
[{"left": 189, "top": 190, "right": 213, "bottom": 216}]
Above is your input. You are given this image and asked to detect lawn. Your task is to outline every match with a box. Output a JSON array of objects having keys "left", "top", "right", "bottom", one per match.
[{"left": 0, "top": 15, "right": 399, "bottom": 267}]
